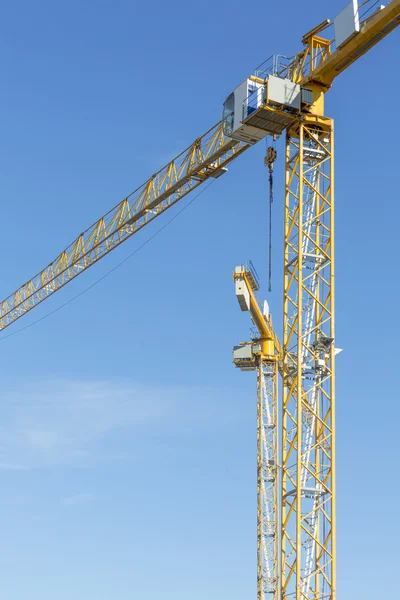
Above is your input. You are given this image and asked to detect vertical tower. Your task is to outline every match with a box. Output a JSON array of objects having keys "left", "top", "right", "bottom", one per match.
[
  {"left": 233, "top": 264, "right": 280, "bottom": 600},
  {"left": 257, "top": 357, "right": 279, "bottom": 600},
  {"left": 281, "top": 116, "right": 336, "bottom": 600}
]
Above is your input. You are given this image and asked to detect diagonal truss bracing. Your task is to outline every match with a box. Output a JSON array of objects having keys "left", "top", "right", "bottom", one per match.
[
  {"left": 0, "top": 123, "right": 247, "bottom": 332},
  {"left": 281, "top": 117, "right": 336, "bottom": 600},
  {"left": 257, "top": 358, "right": 279, "bottom": 600}
]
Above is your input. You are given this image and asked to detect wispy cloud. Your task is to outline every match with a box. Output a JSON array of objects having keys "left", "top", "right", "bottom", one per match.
[
  {"left": 0, "top": 378, "right": 236, "bottom": 470},
  {"left": 61, "top": 492, "right": 94, "bottom": 507}
]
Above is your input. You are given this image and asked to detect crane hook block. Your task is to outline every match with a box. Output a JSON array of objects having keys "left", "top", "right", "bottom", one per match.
[{"left": 265, "top": 146, "right": 277, "bottom": 170}]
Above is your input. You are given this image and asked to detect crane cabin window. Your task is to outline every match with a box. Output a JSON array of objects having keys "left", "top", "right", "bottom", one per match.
[
  {"left": 222, "top": 93, "right": 234, "bottom": 136},
  {"left": 246, "top": 84, "right": 258, "bottom": 118}
]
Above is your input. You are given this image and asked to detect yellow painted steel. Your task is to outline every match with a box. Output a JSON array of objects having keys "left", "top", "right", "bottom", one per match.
[
  {"left": 233, "top": 265, "right": 280, "bottom": 600},
  {"left": 233, "top": 269, "right": 280, "bottom": 358},
  {"left": 232, "top": 267, "right": 304, "bottom": 388},
  {"left": 301, "top": 0, "right": 400, "bottom": 88},
  {"left": 282, "top": 116, "right": 335, "bottom": 600},
  {"left": 1, "top": 2, "right": 398, "bottom": 335},
  {"left": 0, "top": 3, "right": 399, "bottom": 600},
  {"left": 0, "top": 124, "right": 247, "bottom": 331}
]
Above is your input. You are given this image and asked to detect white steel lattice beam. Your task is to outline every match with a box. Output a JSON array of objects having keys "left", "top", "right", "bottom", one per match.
[{"left": 257, "top": 358, "right": 279, "bottom": 600}]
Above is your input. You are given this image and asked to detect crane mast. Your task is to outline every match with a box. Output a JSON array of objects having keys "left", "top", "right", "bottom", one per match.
[
  {"left": 231, "top": 4, "right": 399, "bottom": 599},
  {"left": 233, "top": 263, "right": 280, "bottom": 599},
  {"left": 233, "top": 114, "right": 335, "bottom": 599},
  {"left": 1, "top": 1, "right": 399, "bottom": 599},
  {"left": 282, "top": 116, "right": 335, "bottom": 599}
]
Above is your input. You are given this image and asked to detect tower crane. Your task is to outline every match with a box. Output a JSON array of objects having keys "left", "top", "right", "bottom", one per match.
[
  {"left": 233, "top": 262, "right": 281, "bottom": 600},
  {"left": 1, "top": 2, "right": 399, "bottom": 600}
]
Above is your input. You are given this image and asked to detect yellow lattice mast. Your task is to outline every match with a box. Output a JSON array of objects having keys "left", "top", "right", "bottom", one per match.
[
  {"left": 229, "top": 4, "right": 399, "bottom": 599},
  {"left": 278, "top": 4, "right": 400, "bottom": 597},
  {"left": 282, "top": 113, "right": 335, "bottom": 600}
]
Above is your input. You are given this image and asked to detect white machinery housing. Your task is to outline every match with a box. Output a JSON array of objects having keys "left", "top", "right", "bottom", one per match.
[{"left": 222, "top": 75, "right": 301, "bottom": 144}]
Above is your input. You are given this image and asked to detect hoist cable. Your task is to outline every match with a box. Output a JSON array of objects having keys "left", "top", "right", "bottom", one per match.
[
  {"left": 265, "top": 142, "right": 277, "bottom": 293},
  {"left": 268, "top": 165, "right": 273, "bottom": 293},
  {"left": 0, "top": 179, "right": 217, "bottom": 342}
]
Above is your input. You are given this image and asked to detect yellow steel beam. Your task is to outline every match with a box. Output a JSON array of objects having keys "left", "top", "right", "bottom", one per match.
[
  {"left": 1, "top": 1, "right": 398, "bottom": 337},
  {"left": 0, "top": 124, "right": 247, "bottom": 332},
  {"left": 301, "top": 0, "right": 400, "bottom": 88},
  {"left": 282, "top": 116, "right": 335, "bottom": 600},
  {"left": 233, "top": 268, "right": 279, "bottom": 356}
]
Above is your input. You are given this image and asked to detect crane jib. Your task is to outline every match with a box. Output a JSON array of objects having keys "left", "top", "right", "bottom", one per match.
[
  {"left": 0, "top": 126, "right": 246, "bottom": 332},
  {"left": 1, "top": 1, "right": 399, "bottom": 333}
]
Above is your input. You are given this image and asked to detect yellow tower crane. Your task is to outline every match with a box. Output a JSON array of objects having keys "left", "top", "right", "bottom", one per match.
[
  {"left": 233, "top": 260, "right": 338, "bottom": 600},
  {"left": 1, "top": 2, "right": 399, "bottom": 600},
  {"left": 233, "top": 262, "right": 281, "bottom": 599}
]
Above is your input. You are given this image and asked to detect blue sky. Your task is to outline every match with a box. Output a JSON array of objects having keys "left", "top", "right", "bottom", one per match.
[{"left": 0, "top": 0, "right": 398, "bottom": 598}]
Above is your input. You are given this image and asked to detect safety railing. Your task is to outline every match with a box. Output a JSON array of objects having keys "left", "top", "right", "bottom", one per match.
[
  {"left": 245, "top": 260, "right": 260, "bottom": 290},
  {"left": 254, "top": 54, "right": 295, "bottom": 80}
]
